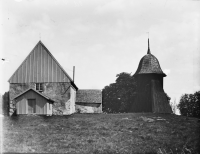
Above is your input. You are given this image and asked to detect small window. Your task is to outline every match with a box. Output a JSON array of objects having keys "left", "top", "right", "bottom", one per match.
[{"left": 35, "top": 83, "right": 44, "bottom": 92}]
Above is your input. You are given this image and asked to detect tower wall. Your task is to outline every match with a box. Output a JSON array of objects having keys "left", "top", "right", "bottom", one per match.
[
  {"left": 151, "top": 80, "right": 172, "bottom": 113},
  {"left": 131, "top": 74, "right": 164, "bottom": 112}
]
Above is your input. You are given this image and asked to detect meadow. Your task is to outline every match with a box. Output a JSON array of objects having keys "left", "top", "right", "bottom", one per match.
[{"left": 2, "top": 113, "right": 200, "bottom": 154}]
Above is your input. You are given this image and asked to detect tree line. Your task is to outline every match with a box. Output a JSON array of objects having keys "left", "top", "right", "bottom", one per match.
[{"left": 102, "top": 72, "right": 200, "bottom": 118}]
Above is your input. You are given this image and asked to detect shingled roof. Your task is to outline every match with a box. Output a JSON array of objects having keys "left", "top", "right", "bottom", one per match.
[
  {"left": 76, "top": 89, "right": 102, "bottom": 103},
  {"left": 134, "top": 39, "right": 166, "bottom": 77}
]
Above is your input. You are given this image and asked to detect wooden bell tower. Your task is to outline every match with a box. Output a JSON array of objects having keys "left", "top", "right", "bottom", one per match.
[{"left": 131, "top": 39, "right": 172, "bottom": 113}]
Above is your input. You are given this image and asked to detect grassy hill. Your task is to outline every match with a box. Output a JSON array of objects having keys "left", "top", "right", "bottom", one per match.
[{"left": 2, "top": 113, "right": 200, "bottom": 154}]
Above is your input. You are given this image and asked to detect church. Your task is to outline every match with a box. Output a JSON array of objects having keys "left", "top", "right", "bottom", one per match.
[{"left": 8, "top": 41, "right": 102, "bottom": 116}]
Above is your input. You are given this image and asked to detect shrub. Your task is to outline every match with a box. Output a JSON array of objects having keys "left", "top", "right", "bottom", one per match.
[
  {"left": 2, "top": 92, "right": 10, "bottom": 116},
  {"left": 177, "top": 91, "right": 200, "bottom": 118}
]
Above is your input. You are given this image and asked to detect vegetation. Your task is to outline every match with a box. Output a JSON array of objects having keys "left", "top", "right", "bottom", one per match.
[
  {"left": 170, "top": 98, "right": 177, "bottom": 114},
  {"left": 2, "top": 113, "right": 199, "bottom": 153},
  {"left": 177, "top": 91, "right": 200, "bottom": 118},
  {"left": 102, "top": 72, "right": 136, "bottom": 113},
  {"left": 102, "top": 72, "right": 171, "bottom": 114},
  {"left": 1, "top": 91, "right": 9, "bottom": 116}
]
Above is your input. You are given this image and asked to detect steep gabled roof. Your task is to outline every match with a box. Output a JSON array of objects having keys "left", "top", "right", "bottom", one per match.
[
  {"left": 12, "top": 88, "right": 54, "bottom": 102},
  {"left": 76, "top": 89, "right": 102, "bottom": 103},
  {"left": 8, "top": 41, "right": 77, "bottom": 86}
]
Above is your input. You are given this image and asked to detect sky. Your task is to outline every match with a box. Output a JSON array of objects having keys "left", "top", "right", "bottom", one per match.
[{"left": 0, "top": 0, "right": 200, "bottom": 110}]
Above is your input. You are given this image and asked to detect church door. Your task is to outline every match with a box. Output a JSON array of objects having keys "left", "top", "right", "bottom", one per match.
[{"left": 28, "top": 99, "right": 36, "bottom": 114}]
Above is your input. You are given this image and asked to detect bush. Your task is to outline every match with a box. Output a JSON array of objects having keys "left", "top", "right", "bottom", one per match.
[
  {"left": 2, "top": 92, "right": 10, "bottom": 116},
  {"left": 177, "top": 91, "right": 200, "bottom": 118}
]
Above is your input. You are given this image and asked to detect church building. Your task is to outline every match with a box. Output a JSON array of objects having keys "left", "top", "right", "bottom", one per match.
[
  {"left": 8, "top": 41, "right": 78, "bottom": 115},
  {"left": 8, "top": 40, "right": 102, "bottom": 116}
]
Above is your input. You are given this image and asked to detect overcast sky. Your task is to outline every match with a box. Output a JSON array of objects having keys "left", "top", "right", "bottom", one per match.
[{"left": 0, "top": 0, "right": 200, "bottom": 106}]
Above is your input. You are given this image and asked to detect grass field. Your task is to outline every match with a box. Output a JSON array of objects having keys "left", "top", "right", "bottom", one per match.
[{"left": 2, "top": 113, "right": 200, "bottom": 154}]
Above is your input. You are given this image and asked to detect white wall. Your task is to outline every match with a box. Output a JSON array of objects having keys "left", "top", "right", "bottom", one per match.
[
  {"left": 69, "top": 87, "right": 76, "bottom": 114},
  {"left": 63, "top": 86, "right": 76, "bottom": 115}
]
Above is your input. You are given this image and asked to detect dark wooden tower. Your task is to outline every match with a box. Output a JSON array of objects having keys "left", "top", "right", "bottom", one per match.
[{"left": 131, "top": 39, "right": 172, "bottom": 113}]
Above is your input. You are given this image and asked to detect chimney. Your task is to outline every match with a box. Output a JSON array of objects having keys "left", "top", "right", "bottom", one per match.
[{"left": 73, "top": 66, "right": 75, "bottom": 82}]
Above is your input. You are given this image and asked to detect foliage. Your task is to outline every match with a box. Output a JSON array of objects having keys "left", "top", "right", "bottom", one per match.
[
  {"left": 177, "top": 91, "right": 200, "bottom": 118},
  {"left": 2, "top": 91, "right": 10, "bottom": 116},
  {"left": 102, "top": 72, "right": 137, "bottom": 113},
  {"left": 170, "top": 99, "right": 177, "bottom": 114}
]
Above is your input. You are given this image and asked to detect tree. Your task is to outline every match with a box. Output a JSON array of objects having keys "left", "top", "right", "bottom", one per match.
[
  {"left": 170, "top": 98, "right": 177, "bottom": 114},
  {"left": 2, "top": 92, "right": 10, "bottom": 116},
  {"left": 177, "top": 91, "right": 200, "bottom": 118},
  {"left": 102, "top": 72, "right": 137, "bottom": 113}
]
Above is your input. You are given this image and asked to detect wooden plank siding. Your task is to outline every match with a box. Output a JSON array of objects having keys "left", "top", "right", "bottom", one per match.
[
  {"left": 130, "top": 75, "right": 153, "bottom": 112},
  {"left": 151, "top": 80, "right": 172, "bottom": 113},
  {"left": 8, "top": 41, "right": 72, "bottom": 83},
  {"left": 16, "top": 98, "right": 27, "bottom": 114},
  {"left": 15, "top": 90, "right": 52, "bottom": 114}
]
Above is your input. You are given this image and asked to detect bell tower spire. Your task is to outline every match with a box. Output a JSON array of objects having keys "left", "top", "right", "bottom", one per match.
[{"left": 147, "top": 38, "right": 151, "bottom": 54}]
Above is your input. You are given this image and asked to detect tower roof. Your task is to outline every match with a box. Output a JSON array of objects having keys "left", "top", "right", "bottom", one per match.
[{"left": 134, "top": 39, "right": 166, "bottom": 77}]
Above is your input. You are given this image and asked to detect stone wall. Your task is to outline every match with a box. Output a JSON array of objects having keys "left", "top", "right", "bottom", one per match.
[
  {"left": 75, "top": 102, "right": 102, "bottom": 113},
  {"left": 9, "top": 83, "right": 71, "bottom": 115}
]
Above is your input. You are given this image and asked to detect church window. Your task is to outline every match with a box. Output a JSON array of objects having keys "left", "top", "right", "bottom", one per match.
[{"left": 35, "top": 83, "right": 44, "bottom": 92}]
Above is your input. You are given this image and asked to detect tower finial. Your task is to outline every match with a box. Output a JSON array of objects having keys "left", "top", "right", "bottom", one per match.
[
  {"left": 39, "top": 32, "right": 41, "bottom": 41},
  {"left": 147, "top": 33, "right": 151, "bottom": 54}
]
